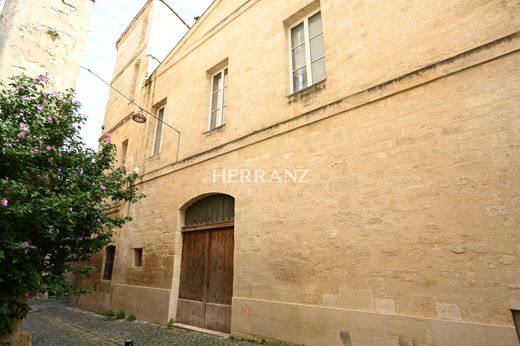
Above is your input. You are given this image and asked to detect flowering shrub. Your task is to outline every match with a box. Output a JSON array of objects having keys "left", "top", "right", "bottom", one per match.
[{"left": 0, "top": 75, "right": 143, "bottom": 334}]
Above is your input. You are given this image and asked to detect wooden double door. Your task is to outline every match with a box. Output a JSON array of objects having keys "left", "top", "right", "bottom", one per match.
[{"left": 177, "top": 227, "right": 234, "bottom": 333}]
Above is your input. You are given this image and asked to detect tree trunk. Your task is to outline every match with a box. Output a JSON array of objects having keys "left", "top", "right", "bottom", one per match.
[{"left": 0, "top": 297, "right": 31, "bottom": 346}]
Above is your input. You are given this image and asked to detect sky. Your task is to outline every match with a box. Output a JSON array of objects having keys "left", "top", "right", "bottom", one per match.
[{"left": 76, "top": 0, "right": 213, "bottom": 149}]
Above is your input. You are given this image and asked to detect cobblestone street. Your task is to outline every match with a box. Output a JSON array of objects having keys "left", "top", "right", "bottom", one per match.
[{"left": 22, "top": 299, "right": 271, "bottom": 346}]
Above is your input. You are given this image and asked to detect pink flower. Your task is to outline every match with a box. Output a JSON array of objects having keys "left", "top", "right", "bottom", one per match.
[
  {"left": 47, "top": 116, "right": 53, "bottom": 122},
  {"left": 103, "top": 132, "right": 111, "bottom": 144},
  {"left": 33, "top": 73, "right": 49, "bottom": 84},
  {"left": 49, "top": 91, "right": 59, "bottom": 97},
  {"left": 35, "top": 104, "right": 43, "bottom": 111},
  {"left": 1, "top": 198, "right": 8, "bottom": 207},
  {"left": 21, "top": 241, "right": 30, "bottom": 249},
  {"left": 96, "top": 217, "right": 101, "bottom": 223},
  {"left": 72, "top": 100, "right": 81, "bottom": 105},
  {"left": 45, "top": 145, "right": 53, "bottom": 151},
  {"left": 16, "top": 132, "right": 25, "bottom": 139},
  {"left": 19, "top": 122, "right": 29, "bottom": 131},
  {"left": 68, "top": 208, "right": 73, "bottom": 212},
  {"left": 5, "top": 144, "right": 13, "bottom": 150},
  {"left": 30, "top": 149, "right": 39, "bottom": 154},
  {"left": 100, "top": 185, "right": 107, "bottom": 191}
]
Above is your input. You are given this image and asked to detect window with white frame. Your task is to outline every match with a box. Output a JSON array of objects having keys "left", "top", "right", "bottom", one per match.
[
  {"left": 152, "top": 107, "right": 164, "bottom": 156},
  {"left": 290, "top": 11, "right": 326, "bottom": 93},
  {"left": 209, "top": 68, "right": 228, "bottom": 131}
]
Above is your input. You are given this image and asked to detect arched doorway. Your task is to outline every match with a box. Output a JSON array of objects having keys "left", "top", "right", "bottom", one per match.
[{"left": 176, "top": 194, "right": 235, "bottom": 333}]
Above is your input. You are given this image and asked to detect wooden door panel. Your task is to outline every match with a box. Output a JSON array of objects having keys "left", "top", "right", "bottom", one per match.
[
  {"left": 178, "top": 227, "right": 234, "bottom": 333},
  {"left": 179, "top": 231, "right": 208, "bottom": 301},
  {"left": 207, "top": 228, "right": 234, "bottom": 305}
]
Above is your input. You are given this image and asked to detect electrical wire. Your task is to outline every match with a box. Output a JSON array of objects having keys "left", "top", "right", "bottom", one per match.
[
  {"left": 80, "top": 65, "right": 181, "bottom": 162},
  {"left": 79, "top": 65, "right": 180, "bottom": 134}
]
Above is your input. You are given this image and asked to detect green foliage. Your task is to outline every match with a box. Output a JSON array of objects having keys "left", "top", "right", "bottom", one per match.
[
  {"left": 46, "top": 29, "right": 60, "bottom": 41},
  {"left": 115, "top": 310, "right": 125, "bottom": 319},
  {"left": 126, "top": 314, "right": 136, "bottom": 321},
  {"left": 0, "top": 74, "right": 144, "bottom": 334},
  {"left": 167, "top": 318, "right": 175, "bottom": 329},
  {"left": 103, "top": 309, "right": 115, "bottom": 319}
]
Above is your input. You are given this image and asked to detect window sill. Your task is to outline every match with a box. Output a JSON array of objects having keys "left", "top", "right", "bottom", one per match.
[
  {"left": 202, "top": 124, "right": 226, "bottom": 136},
  {"left": 146, "top": 154, "right": 161, "bottom": 162},
  {"left": 287, "top": 79, "right": 327, "bottom": 104}
]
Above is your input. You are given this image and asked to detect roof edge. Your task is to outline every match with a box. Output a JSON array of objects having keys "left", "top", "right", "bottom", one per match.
[{"left": 115, "top": 0, "right": 153, "bottom": 48}]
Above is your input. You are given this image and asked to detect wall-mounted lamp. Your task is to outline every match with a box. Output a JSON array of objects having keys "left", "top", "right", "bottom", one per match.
[{"left": 131, "top": 110, "right": 147, "bottom": 124}]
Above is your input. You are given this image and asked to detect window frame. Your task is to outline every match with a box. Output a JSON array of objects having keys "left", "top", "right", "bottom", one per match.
[
  {"left": 102, "top": 245, "right": 116, "bottom": 281},
  {"left": 120, "top": 139, "right": 128, "bottom": 168},
  {"left": 207, "top": 67, "right": 228, "bottom": 131},
  {"left": 513, "top": 310, "right": 520, "bottom": 343},
  {"left": 288, "top": 9, "right": 325, "bottom": 94},
  {"left": 151, "top": 106, "right": 165, "bottom": 156}
]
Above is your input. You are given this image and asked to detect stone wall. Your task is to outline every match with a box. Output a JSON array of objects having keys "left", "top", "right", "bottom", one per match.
[
  {"left": 77, "top": 0, "right": 520, "bottom": 344},
  {"left": 0, "top": 0, "right": 94, "bottom": 89}
]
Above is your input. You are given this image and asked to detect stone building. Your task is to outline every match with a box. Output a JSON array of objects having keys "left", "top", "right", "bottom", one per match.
[
  {"left": 0, "top": 0, "right": 94, "bottom": 88},
  {"left": 74, "top": 0, "right": 520, "bottom": 345}
]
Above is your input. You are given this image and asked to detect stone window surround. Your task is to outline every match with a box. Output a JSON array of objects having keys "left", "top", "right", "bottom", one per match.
[
  {"left": 208, "top": 67, "right": 228, "bottom": 131},
  {"left": 133, "top": 247, "right": 143, "bottom": 268},
  {"left": 288, "top": 9, "right": 326, "bottom": 93}
]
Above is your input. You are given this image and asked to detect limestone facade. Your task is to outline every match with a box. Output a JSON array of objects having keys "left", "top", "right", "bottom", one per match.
[
  {"left": 74, "top": 0, "right": 520, "bottom": 345},
  {"left": 0, "top": 0, "right": 94, "bottom": 88}
]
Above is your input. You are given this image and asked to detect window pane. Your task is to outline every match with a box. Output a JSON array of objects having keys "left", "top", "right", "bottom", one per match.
[
  {"left": 212, "top": 72, "right": 221, "bottom": 93},
  {"left": 291, "top": 23, "right": 305, "bottom": 48},
  {"left": 210, "top": 110, "right": 218, "bottom": 130},
  {"left": 292, "top": 67, "right": 307, "bottom": 92},
  {"left": 311, "top": 57, "right": 326, "bottom": 83},
  {"left": 155, "top": 113, "right": 163, "bottom": 141},
  {"left": 292, "top": 44, "right": 306, "bottom": 71},
  {"left": 153, "top": 110, "right": 164, "bottom": 155},
  {"left": 310, "top": 34, "right": 324, "bottom": 61},
  {"left": 211, "top": 92, "right": 219, "bottom": 112},
  {"left": 153, "top": 139, "right": 161, "bottom": 156},
  {"left": 309, "top": 12, "right": 322, "bottom": 37},
  {"left": 222, "top": 86, "right": 227, "bottom": 108}
]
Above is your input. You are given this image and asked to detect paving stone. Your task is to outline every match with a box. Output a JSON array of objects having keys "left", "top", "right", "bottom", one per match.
[{"left": 22, "top": 298, "right": 276, "bottom": 346}]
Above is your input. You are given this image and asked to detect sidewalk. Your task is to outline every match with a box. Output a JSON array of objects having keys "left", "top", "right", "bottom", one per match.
[{"left": 22, "top": 298, "right": 273, "bottom": 346}]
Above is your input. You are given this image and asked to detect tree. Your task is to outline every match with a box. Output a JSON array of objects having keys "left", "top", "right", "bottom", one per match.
[{"left": 0, "top": 74, "right": 143, "bottom": 338}]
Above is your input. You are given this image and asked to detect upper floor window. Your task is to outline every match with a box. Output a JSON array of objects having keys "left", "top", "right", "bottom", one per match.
[
  {"left": 152, "top": 107, "right": 164, "bottom": 156},
  {"left": 209, "top": 67, "right": 228, "bottom": 131},
  {"left": 290, "top": 11, "right": 326, "bottom": 93}
]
